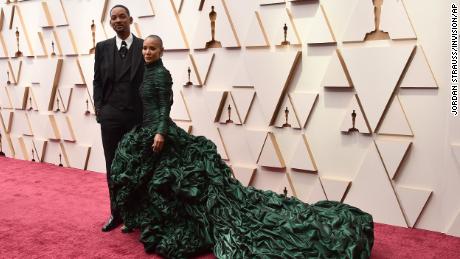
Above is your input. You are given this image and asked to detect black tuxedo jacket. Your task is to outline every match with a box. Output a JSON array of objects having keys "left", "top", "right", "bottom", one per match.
[{"left": 93, "top": 35, "right": 144, "bottom": 120}]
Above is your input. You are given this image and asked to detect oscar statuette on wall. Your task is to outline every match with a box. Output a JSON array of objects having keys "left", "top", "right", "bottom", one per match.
[
  {"left": 51, "top": 41, "right": 56, "bottom": 56},
  {"left": 55, "top": 98, "right": 61, "bottom": 112},
  {"left": 226, "top": 104, "right": 233, "bottom": 123},
  {"left": 28, "top": 96, "right": 33, "bottom": 111},
  {"left": 282, "top": 106, "right": 291, "bottom": 127},
  {"left": 281, "top": 23, "right": 290, "bottom": 46},
  {"left": 15, "top": 27, "right": 23, "bottom": 57},
  {"left": 85, "top": 99, "right": 91, "bottom": 115},
  {"left": 184, "top": 67, "right": 193, "bottom": 86},
  {"left": 6, "top": 71, "right": 11, "bottom": 85},
  {"left": 58, "top": 153, "right": 63, "bottom": 167},
  {"left": 364, "top": 0, "right": 390, "bottom": 41},
  {"left": 205, "top": 6, "right": 222, "bottom": 48},
  {"left": 89, "top": 20, "right": 96, "bottom": 54},
  {"left": 348, "top": 110, "right": 359, "bottom": 133}
]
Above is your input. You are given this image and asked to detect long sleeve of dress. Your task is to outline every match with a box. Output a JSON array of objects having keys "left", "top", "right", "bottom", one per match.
[
  {"left": 155, "top": 69, "right": 173, "bottom": 135},
  {"left": 141, "top": 60, "right": 173, "bottom": 135}
]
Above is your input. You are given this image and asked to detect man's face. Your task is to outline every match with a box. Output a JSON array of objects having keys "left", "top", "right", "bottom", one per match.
[{"left": 109, "top": 7, "right": 132, "bottom": 35}]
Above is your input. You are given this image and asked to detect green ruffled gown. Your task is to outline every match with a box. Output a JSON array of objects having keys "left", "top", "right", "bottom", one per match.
[{"left": 110, "top": 59, "right": 374, "bottom": 259}]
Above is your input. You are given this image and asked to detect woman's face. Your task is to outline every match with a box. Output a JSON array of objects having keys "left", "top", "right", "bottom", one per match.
[{"left": 142, "top": 37, "right": 163, "bottom": 64}]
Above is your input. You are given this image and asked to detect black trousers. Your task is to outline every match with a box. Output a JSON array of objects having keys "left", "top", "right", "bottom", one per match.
[{"left": 99, "top": 104, "right": 141, "bottom": 218}]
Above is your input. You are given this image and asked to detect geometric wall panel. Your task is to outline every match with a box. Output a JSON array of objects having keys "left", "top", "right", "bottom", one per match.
[
  {"left": 42, "top": 0, "right": 69, "bottom": 27},
  {"left": 191, "top": 0, "right": 240, "bottom": 49},
  {"left": 343, "top": 143, "right": 407, "bottom": 227},
  {"left": 400, "top": 45, "right": 438, "bottom": 89},
  {"left": 258, "top": 132, "right": 285, "bottom": 168},
  {"left": 306, "top": 177, "right": 327, "bottom": 204},
  {"left": 175, "top": 121, "right": 192, "bottom": 133},
  {"left": 203, "top": 90, "right": 226, "bottom": 122},
  {"left": 54, "top": 115, "right": 76, "bottom": 142},
  {"left": 181, "top": 87, "right": 228, "bottom": 160},
  {"left": 453, "top": 143, "right": 460, "bottom": 169},
  {"left": 321, "top": 49, "right": 352, "bottom": 88},
  {"left": 231, "top": 165, "right": 256, "bottom": 186},
  {"left": 170, "top": 90, "right": 191, "bottom": 122},
  {"left": 218, "top": 125, "right": 253, "bottom": 164},
  {"left": 342, "top": 0, "right": 374, "bottom": 42},
  {"left": 259, "top": 0, "right": 285, "bottom": 5},
  {"left": 341, "top": 45, "right": 415, "bottom": 132},
  {"left": 275, "top": 173, "right": 295, "bottom": 197},
  {"left": 243, "top": 11, "right": 269, "bottom": 48},
  {"left": 289, "top": 170, "right": 317, "bottom": 202},
  {"left": 288, "top": 134, "right": 317, "bottom": 172},
  {"left": 289, "top": 92, "right": 318, "bottom": 128},
  {"left": 340, "top": 94, "right": 371, "bottom": 134},
  {"left": 8, "top": 59, "right": 22, "bottom": 84},
  {"left": 32, "top": 138, "right": 47, "bottom": 162},
  {"left": 274, "top": 95, "right": 300, "bottom": 128},
  {"left": 251, "top": 166, "right": 288, "bottom": 194},
  {"left": 7, "top": 5, "right": 34, "bottom": 57},
  {"left": 190, "top": 52, "right": 215, "bottom": 86},
  {"left": 27, "top": 59, "right": 63, "bottom": 111},
  {"left": 395, "top": 185, "right": 432, "bottom": 227},
  {"left": 378, "top": 96, "right": 413, "bottom": 136},
  {"left": 375, "top": 139, "right": 412, "bottom": 179},
  {"left": 259, "top": 6, "right": 301, "bottom": 46},
  {"left": 63, "top": 142, "right": 91, "bottom": 170},
  {"left": 136, "top": 0, "right": 188, "bottom": 50},
  {"left": 380, "top": 0, "right": 416, "bottom": 40},
  {"left": 54, "top": 28, "right": 78, "bottom": 56},
  {"left": 307, "top": 4, "right": 335, "bottom": 44},
  {"left": 59, "top": 0, "right": 107, "bottom": 55},
  {"left": 0, "top": 87, "right": 13, "bottom": 109},
  {"left": 10, "top": 135, "right": 26, "bottom": 160},
  {"left": 0, "top": 110, "right": 13, "bottom": 133},
  {"left": 218, "top": 92, "right": 242, "bottom": 125},
  {"left": 321, "top": 177, "right": 351, "bottom": 202},
  {"left": 231, "top": 88, "right": 255, "bottom": 124},
  {"left": 244, "top": 50, "right": 301, "bottom": 125},
  {"left": 9, "top": 110, "right": 31, "bottom": 136},
  {"left": 231, "top": 59, "right": 253, "bottom": 87},
  {"left": 447, "top": 211, "right": 460, "bottom": 238},
  {"left": 244, "top": 129, "right": 267, "bottom": 164}
]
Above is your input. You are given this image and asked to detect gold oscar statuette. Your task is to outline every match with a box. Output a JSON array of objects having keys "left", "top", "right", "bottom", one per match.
[{"left": 205, "top": 6, "right": 222, "bottom": 48}]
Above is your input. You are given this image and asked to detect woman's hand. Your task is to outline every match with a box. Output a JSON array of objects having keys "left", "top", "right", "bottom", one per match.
[{"left": 152, "top": 133, "right": 165, "bottom": 153}]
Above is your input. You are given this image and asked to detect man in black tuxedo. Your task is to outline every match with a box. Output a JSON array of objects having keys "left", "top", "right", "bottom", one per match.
[{"left": 93, "top": 4, "right": 144, "bottom": 232}]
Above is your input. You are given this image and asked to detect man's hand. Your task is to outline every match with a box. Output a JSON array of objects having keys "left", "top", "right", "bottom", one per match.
[{"left": 152, "top": 133, "right": 165, "bottom": 153}]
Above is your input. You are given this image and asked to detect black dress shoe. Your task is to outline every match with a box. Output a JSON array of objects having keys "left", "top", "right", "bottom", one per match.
[
  {"left": 101, "top": 216, "right": 122, "bottom": 232},
  {"left": 121, "top": 225, "right": 134, "bottom": 233}
]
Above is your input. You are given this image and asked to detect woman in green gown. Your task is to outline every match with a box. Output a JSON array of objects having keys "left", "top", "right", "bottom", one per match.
[{"left": 110, "top": 35, "right": 374, "bottom": 259}]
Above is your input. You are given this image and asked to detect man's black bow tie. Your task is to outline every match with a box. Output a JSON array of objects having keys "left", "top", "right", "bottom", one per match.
[{"left": 119, "top": 40, "right": 128, "bottom": 59}]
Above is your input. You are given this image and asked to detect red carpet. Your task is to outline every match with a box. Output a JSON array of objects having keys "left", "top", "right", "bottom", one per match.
[{"left": 1, "top": 157, "right": 459, "bottom": 259}]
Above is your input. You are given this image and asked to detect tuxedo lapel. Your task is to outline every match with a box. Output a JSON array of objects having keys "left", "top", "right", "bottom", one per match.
[
  {"left": 130, "top": 36, "right": 143, "bottom": 80},
  {"left": 107, "top": 37, "right": 116, "bottom": 81}
]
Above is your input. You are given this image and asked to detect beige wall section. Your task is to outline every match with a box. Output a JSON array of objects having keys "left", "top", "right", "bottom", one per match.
[{"left": 0, "top": 0, "right": 458, "bottom": 237}]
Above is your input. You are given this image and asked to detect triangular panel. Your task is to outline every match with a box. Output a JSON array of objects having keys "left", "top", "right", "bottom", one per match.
[
  {"left": 258, "top": 132, "right": 285, "bottom": 168},
  {"left": 400, "top": 45, "right": 438, "bottom": 89},
  {"left": 343, "top": 143, "right": 407, "bottom": 227},
  {"left": 375, "top": 139, "right": 412, "bottom": 179},
  {"left": 396, "top": 185, "right": 432, "bottom": 227},
  {"left": 341, "top": 45, "right": 414, "bottom": 131},
  {"left": 378, "top": 96, "right": 413, "bottom": 136}
]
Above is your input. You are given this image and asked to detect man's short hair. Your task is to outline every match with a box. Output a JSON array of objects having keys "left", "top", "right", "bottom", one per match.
[{"left": 110, "top": 4, "right": 130, "bottom": 16}]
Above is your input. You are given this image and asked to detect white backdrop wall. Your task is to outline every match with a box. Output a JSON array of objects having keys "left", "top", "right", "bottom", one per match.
[{"left": 0, "top": 0, "right": 458, "bottom": 237}]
